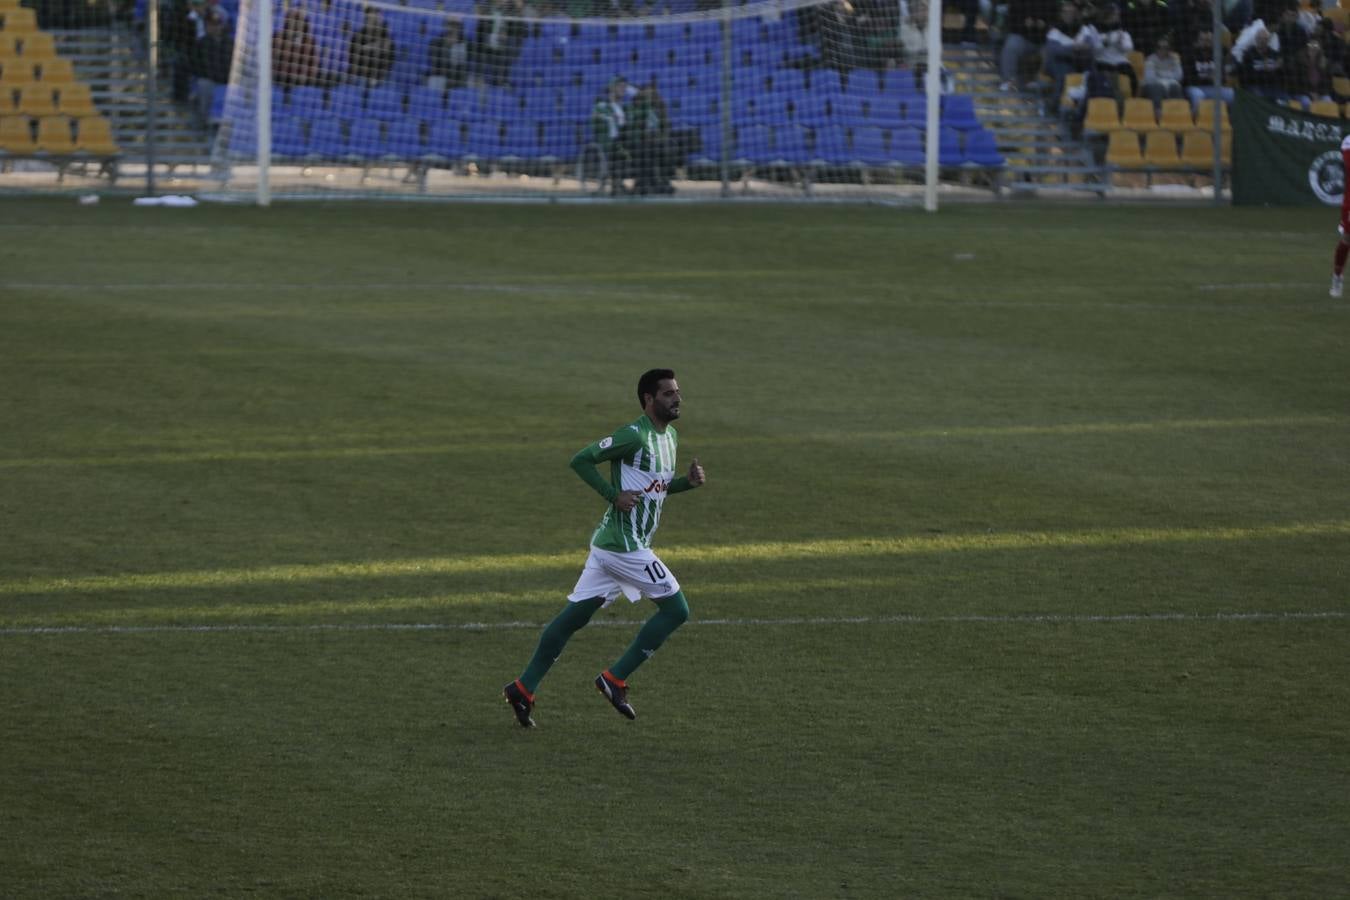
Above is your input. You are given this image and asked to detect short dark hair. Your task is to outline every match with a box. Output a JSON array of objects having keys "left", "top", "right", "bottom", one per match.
[{"left": 637, "top": 368, "right": 676, "bottom": 408}]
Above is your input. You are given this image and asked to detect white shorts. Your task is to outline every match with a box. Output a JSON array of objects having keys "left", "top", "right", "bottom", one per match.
[{"left": 568, "top": 545, "right": 681, "bottom": 606}]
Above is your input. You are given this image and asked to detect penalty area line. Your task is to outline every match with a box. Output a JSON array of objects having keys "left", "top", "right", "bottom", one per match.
[{"left": 1, "top": 610, "right": 1346, "bottom": 637}]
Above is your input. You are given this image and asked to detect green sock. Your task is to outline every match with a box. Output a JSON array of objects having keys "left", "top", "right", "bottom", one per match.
[
  {"left": 608, "top": 591, "right": 690, "bottom": 682},
  {"left": 519, "top": 597, "right": 603, "bottom": 694}
]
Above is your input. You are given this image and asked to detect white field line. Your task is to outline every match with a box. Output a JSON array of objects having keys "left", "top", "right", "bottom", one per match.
[{"left": 2, "top": 610, "right": 1346, "bottom": 637}]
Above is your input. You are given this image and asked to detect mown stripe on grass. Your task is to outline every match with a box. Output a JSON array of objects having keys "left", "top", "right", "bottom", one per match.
[
  {"left": 2, "top": 610, "right": 1346, "bottom": 637},
  {"left": 0, "top": 415, "right": 1340, "bottom": 469},
  {"left": 3, "top": 520, "right": 1347, "bottom": 598}
]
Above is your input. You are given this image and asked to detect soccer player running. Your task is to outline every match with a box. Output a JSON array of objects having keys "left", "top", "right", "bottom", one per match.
[
  {"left": 1332, "top": 132, "right": 1350, "bottom": 298},
  {"left": 503, "top": 369, "right": 706, "bottom": 727}
]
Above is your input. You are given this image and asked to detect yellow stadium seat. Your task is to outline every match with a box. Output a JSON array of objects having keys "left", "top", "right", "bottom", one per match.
[
  {"left": 1143, "top": 129, "right": 1181, "bottom": 168},
  {"left": 1309, "top": 99, "right": 1341, "bottom": 119},
  {"left": 1220, "top": 131, "right": 1231, "bottom": 165},
  {"left": 1326, "top": 7, "right": 1349, "bottom": 27},
  {"left": 0, "top": 84, "right": 14, "bottom": 113},
  {"left": 1335, "top": 75, "right": 1350, "bottom": 98},
  {"left": 1128, "top": 50, "right": 1145, "bottom": 84},
  {"left": 1105, "top": 129, "right": 1144, "bottom": 168},
  {"left": 1122, "top": 97, "right": 1157, "bottom": 131},
  {"left": 19, "top": 31, "right": 54, "bottom": 59},
  {"left": 1118, "top": 73, "right": 1135, "bottom": 97},
  {"left": 0, "top": 57, "right": 34, "bottom": 84},
  {"left": 1180, "top": 129, "right": 1214, "bottom": 169},
  {"left": 0, "top": 7, "right": 37, "bottom": 31},
  {"left": 1083, "top": 96, "right": 1122, "bottom": 134},
  {"left": 36, "top": 56, "right": 73, "bottom": 83},
  {"left": 16, "top": 82, "right": 55, "bottom": 115},
  {"left": 1158, "top": 98, "right": 1194, "bottom": 132},
  {"left": 75, "top": 114, "right": 119, "bottom": 154},
  {"left": 56, "top": 81, "right": 95, "bottom": 116},
  {"left": 1195, "top": 100, "right": 1231, "bottom": 134},
  {"left": 0, "top": 0, "right": 21, "bottom": 9},
  {"left": 35, "top": 114, "right": 74, "bottom": 152},
  {"left": 0, "top": 113, "right": 33, "bottom": 152},
  {"left": 0, "top": 32, "right": 18, "bottom": 57}
]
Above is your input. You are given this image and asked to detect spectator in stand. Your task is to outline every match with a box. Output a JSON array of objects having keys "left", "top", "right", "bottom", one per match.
[
  {"left": 1316, "top": 17, "right": 1347, "bottom": 81},
  {"left": 190, "top": 8, "right": 233, "bottom": 130},
  {"left": 1273, "top": 0, "right": 1309, "bottom": 62},
  {"left": 1095, "top": 3, "right": 1139, "bottom": 96},
  {"left": 1122, "top": 0, "right": 1171, "bottom": 53},
  {"left": 590, "top": 76, "right": 630, "bottom": 195},
  {"left": 1183, "top": 28, "right": 1236, "bottom": 109},
  {"left": 349, "top": 6, "right": 395, "bottom": 86},
  {"left": 1239, "top": 27, "right": 1286, "bottom": 99},
  {"left": 624, "top": 82, "right": 674, "bottom": 195},
  {"left": 1289, "top": 36, "right": 1334, "bottom": 110},
  {"left": 1044, "top": 1, "right": 1100, "bottom": 112},
  {"left": 1233, "top": 6, "right": 1283, "bottom": 64},
  {"left": 1222, "top": 0, "right": 1253, "bottom": 34},
  {"left": 273, "top": 5, "right": 325, "bottom": 88},
  {"left": 1000, "top": 0, "right": 1054, "bottom": 91},
  {"left": 427, "top": 19, "right": 469, "bottom": 90},
  {"left": 473, "top": 0, "right": 528, "bottom": 87},
  {"left": 165, "top": 0, "right": 208, "bottom": 102},
  {"left": 1141, "top": 34, "right": 1186, "bottom": 103}
]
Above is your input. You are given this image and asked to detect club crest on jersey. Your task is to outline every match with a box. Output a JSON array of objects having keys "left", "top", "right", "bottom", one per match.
[{"left": 599, "top": 437, "right": 613, "bottom": 449}]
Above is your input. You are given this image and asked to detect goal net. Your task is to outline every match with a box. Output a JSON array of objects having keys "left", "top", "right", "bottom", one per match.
[{"left": 207, "top": 0, "right": 1000, "bottom": 202}]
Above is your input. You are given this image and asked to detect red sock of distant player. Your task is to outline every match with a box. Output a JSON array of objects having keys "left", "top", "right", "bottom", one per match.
[{"left": 1335, "top": 240, "right": 1349, "bottom": 276}]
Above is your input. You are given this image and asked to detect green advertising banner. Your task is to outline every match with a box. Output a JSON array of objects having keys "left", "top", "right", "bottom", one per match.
[{"left": 1232, "top": 91, "right": 1346, "bottom": 206}]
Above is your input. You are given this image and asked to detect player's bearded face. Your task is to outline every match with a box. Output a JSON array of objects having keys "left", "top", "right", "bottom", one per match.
[{"left": 651, "top": 380, "right": 682, "bottom": 422}]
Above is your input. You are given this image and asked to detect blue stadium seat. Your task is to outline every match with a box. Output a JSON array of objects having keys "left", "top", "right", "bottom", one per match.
[
  {"left": 833, "top": 95, "right": 866, "bottom": 125},
  {"left": 938, "top": 126, "right": 963, "bottom": 165},
  {"left": 408, "top": 85, "right": 445, "bottom": 118},
  {"left": 464, "top": 120, "right": 502, "bottom": 159},
  {"left": 963, "top": 127, "right": 1005, "bottom": 166},
  {"left": 810, "top": 124, "right": 848, "bottom": 165},
  {"left": 889, "top": 127, "right": 925, "bottom": 165},
  {"left": 427, "top": 119, "right": 463, "bottom": 160},
  {"left": 272, "top": 115, "right": 308, "bottom": 158},
  {"left": 498, "top": 121, "right": 540, "bottom": 160},
  {"left": 768, "top": 124, "right": 813, "bottom": 166},
  {"left": 794, "top": 94, "right": 832, "bottom": 125},
  {"left": 849, "top": 126, "right": 890, "bottom": 167},
  {"left": 733, "top": 123, "right": 772, "bottom": 165},
  {"left": 809, "top": 69, "right": 843, "bottom": 95},
  {"left": 941, "top": 94, "right": 981, "bottom": 131},
  {"left": 306, "top": 118, "right": 345, "bottom": 159},
  {"left": 284, "top": 86, "right": 327, "bottom": 117},
  {"left": 540, "top": 121, "right": 579, "bottom": 162},
  {"left": 387, "top": 118, "right": 427, "bottom": 158},
  {"left": 903, "top": 98, "right": 928, "bottom": 129},
  {"left": 225, "top": 122, "right": 255, "bottom": 157},
  {"left": 445, "top": 88, "right": 490, "bottom": 122},
  {"left": 346, "top": 119, "right": 386, "bottom": 159},
  {"left": 365, "top": 85, "right": 404, "bottom": 117},
  {"left": 881, "top": 68, "right": 920, "bottom": 93},
  {"left": 771, "top": 69, "right": 808, "bottom": 96},
  {"left": 329, "top": 85, "right": 367, "bottom": 118}
]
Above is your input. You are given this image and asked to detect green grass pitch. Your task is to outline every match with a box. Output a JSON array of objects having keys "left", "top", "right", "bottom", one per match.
[{"left": 1, "top": 198, "right": 1347, "bottom": 897}]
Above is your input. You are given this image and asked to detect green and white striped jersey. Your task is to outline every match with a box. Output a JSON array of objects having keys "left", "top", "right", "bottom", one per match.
[{"left": 571, "top": 414, "right": 691, "bottom": 552}]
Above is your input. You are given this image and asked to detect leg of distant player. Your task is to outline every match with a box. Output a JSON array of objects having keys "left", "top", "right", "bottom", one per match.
[
  {"left": 605, "top": 591, "right": 690, "bottom": 683},
  {"left": 595, "top": 591, "right": 690, "bottom": 720},
  {"left": 1333, "top": 234, "right": 1348, "bottom": 298},
  {"left": 516, "top": 596, "right": 605, "bottom": 694}
]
